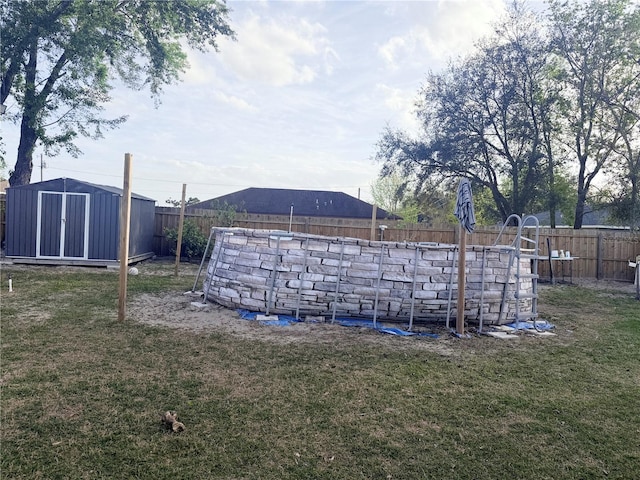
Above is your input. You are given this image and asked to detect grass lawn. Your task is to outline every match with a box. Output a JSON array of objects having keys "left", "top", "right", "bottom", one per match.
[{"left": 1, "top": 261, "right": 639, "bottom": 479}]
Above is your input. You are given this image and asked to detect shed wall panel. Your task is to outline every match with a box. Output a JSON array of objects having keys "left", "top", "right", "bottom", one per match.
[
  {"left": 6, "top": 189, "right": 38, "bottom": 257},
  {"left": 39, "top": 193, "right": 63, "bottom": 256},
  {"left": 64, "top": 194, "right": 87, "bottom": 257},
  {"left": 88, "top": 194, "right": 119, "bottom": 260},
  {"left": 129, "top": 198, "right": 155, "bottom": 257}
]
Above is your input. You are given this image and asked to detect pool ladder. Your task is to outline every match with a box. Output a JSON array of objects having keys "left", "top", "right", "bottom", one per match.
[{"left": 493, "top": 214, "right": 541, "bottom": 328}]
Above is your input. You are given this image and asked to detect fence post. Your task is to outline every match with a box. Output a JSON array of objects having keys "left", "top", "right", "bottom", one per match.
[
  {"left": 174, "top": 184, "right": 187, "bottom": 277},
  {"left": 370, "top": 205, "right": 377, "bottom": 241},
  {"left": 597, "top": 233, "right": 603, "bottom": 280}
]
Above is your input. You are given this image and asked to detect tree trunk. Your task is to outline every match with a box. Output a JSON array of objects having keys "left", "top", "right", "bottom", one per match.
[
  {"left": 547, "top": 149, "right": 556, "bottom": 228},
  {"left": 573, "top": 190, "right": 587, "bottom": 229},
  {"left": 630, "top": 171, "right": 639, "bottom": 229},
  {"left": 9, "top": 116, "right": 37, "bottom": 186},
  {"left": 490, "top": 186, "right": 510, "bottom": 223}
]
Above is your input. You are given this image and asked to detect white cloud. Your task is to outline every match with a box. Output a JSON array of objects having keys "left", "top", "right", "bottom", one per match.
[
  {"left": 375, "top": 83, "right": 421, "bottom": 134},
  {"left": 214, "top": 91, "right": 258, "bottom": 112},
  {"left": 378, "top": 36, "right": 407, "bottom": 69},
  {"left": 217, "top": 12, "right": 332, "bottom": 86},
  {"left": 379, "top": 0, "right": 506, "bottom": 69},
  {"left": 182, "top": 49, "right": 220, "bottom": 85}
]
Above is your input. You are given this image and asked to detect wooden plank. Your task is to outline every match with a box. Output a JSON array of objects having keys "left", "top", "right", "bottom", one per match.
[
  {"left": 118, "top": 153, "right": 133, "bottom": 323},
  {"left": 174, "top": 184, "right": 187, "bottom": 276}
]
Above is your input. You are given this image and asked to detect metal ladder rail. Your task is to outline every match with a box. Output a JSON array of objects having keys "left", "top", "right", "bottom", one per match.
[
  {"left": 493, "top": 214, "right": 523, "bottom": 248},
  {"left": 496, "top": 214, "right": 522, "bottom": 324},
  {"left": 519, "top": 215, "right": 541, "bottom": 327},
  {"left": 511, "top": 216, "right": 541, "bottom": 328},
  {"left": 494, "top": 214, "right": 541, "bottom": 328}
]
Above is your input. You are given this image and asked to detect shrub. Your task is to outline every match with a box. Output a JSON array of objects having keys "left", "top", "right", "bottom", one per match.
[{"left": 164, "top": 220, "right": 208, "bottom": 261}]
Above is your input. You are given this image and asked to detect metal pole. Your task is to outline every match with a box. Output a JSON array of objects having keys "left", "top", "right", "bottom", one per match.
[
  {"left": 192, "top": 227, "right": 215, "bottom": 293},
  {"left": 408, "top": 245, "right": 420, "bottom": 331},
  {"left": 295, "top": 237, "right": 310, "bottom": 320},
  {"left": 202, "top": 231, "right": 230, "bottom": 305},
  {"left": 288, "top": 204, "right": 294, "bottom": 232},
  {"left": 331, "top": 241, "right": 345, "bottom": 323},
  {"left": 266, "top": 236, "right": 282, "bottom": 316},
  {"left": 498, "top": 249, "right": 516, "bottom": 324},
  {"left": 372, "top": 244, "right": 385, "bottom": 328},
  {"left": 479, "top": 247, "right": 487, "bottom": 333}
]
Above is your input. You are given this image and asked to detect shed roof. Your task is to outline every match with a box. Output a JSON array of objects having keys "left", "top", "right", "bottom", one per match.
[
  {"left": 190, "top": 187, "right": 400, "bottom": 220},
  {"left": 8, "top": 177, "right": 155, "bottom": 202}
]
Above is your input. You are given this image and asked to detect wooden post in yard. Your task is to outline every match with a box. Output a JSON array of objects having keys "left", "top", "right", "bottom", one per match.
[
  {"left": 456, "top": 222, "right": 466, "bottom": 335},
  {"left": 453, "top": 178, "right": 475, "bottom": 336},
  {"left": 117, "top": 153, "right": 133, "bottom": 322},
  {"left": 370, "top": 205, "right": 377, "bottom": 241},
  {"left": 174, "top": 184, "right": 187, "bottom": 277}
]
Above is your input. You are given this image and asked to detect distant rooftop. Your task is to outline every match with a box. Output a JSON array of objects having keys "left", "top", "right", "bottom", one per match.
[{"left": 189, "top": 187, "right": 400, "bottom": 220}]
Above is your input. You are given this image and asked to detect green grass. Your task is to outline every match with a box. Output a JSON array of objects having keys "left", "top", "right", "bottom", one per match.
[{"left": 1, "top": 262, "right": 639, "bottom": 479}]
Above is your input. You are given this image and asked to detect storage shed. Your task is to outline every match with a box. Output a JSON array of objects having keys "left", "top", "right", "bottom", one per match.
[{"left": 5, "top": 178, "right": 155, "bottom": 266}]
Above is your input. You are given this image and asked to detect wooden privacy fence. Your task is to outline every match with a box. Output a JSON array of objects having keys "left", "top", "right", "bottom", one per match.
[
  {"left": 160, "top": 207, "right": 639, "bottom": 282},
  {"left": 0, "top": 198, "right": 635, "bottom": 281}
]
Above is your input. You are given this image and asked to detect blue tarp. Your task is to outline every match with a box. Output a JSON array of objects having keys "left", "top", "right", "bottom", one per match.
[
  {"left": 504, "top": 320, "right": 555, "bottom": 331},
  {"left": 237, "top": 309, "right": 302, "bottom": 326},
  {"left": 236, "top": 310, "right": 439, "bottom": 338}
]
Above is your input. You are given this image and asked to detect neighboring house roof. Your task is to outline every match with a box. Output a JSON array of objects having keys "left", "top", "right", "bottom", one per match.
[
  {"left": 532, "top": 205, "right": 613, "bottom": 227},
  {"left": 189, "top": 187, "right": 400, "bottom": 220}
]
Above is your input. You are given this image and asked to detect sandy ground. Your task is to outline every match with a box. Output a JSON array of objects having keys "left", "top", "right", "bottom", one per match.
[
  {"left": 128, "top": 290, "right": 463, "bottom": 354},
  {"left": 127, "top": 264, "right": 638, "bottom": 353}
]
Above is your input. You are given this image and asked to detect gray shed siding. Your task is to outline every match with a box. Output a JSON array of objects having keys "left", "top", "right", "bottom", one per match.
[
  {"left": 129, "top": 197, "right": 155, "bottom": 257},
  {"left": 5, "top": 188, "right": 37, "bottom": 257},
  {"left": 88, "top": 192, "right": 120, "bottom": 260},
  {"left": 39, "top": 193, "right": 64, "bottom": 256},
  {"left": 5, "top": 178, "right": 155, "bottom": 263}
]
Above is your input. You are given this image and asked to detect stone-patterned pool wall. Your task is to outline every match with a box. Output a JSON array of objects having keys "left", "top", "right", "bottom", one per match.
[{"left": 203, "top": 228, "right": 533, "bottom": 325}]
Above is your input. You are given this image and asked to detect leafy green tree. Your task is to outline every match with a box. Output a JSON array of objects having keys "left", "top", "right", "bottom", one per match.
[
  {"left": 1, "top": 0, "right": 234, "bottom": 186},
  {"left": 371, "top": 173, "right": 455, "bottom": 225},
  {"left": 606, "top": 104, "right": 640, "bottom": 229},
  {"left": 202, "top": 199, "right": 241, "bottom": 227},
  {"left": 164, "top": 219, "right": 208, "bottom": 261},
  {"left": 548, "top": 0, "right": 640, "bottom": 228},
  {"left": 165, "top": 197, "right": 201, "bottom": 207},
  {"left": 377, "top": 0, "right": 640, "bottom": 229},
  {"left": 377, "top": 3, "right": 555, "bottom": 224},
  {"left": 370, "top": 172, "right": 422, "bottom": 222}
]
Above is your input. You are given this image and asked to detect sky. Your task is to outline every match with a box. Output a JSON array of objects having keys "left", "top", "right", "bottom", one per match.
[{"left": 2, "top": 0, "right": 522, "bottom": 205}]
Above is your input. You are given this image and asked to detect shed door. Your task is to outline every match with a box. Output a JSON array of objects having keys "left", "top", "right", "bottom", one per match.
[{"left": 36, "top": 192, "right": 90, "bottom": 259}]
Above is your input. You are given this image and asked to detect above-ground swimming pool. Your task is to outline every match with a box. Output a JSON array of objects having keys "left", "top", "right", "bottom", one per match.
[{"left": 203, "top": 228, "right": 535, "bottom": 326}]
